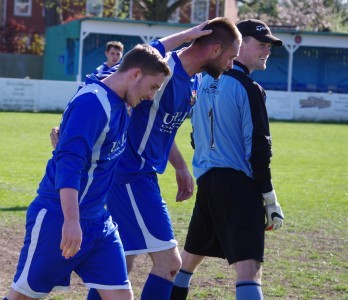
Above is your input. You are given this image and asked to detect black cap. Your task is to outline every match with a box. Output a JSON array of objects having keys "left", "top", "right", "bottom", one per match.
[{"left": 237, "top": 19, "right": 282, "bottom": 47}]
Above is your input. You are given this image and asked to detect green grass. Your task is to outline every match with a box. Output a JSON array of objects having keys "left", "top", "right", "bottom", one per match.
[{"left": 0, "top": 112, "right": 347, "bottom": 299}]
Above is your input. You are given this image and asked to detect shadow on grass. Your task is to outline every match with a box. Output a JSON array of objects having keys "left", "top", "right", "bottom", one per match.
[{"left": 0, "top": 206, "right": 28, "bottom": 212}]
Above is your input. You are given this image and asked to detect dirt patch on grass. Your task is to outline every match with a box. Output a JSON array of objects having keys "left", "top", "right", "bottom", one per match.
[
  {"left": 0, "top": 220, "right": 232, "bottom": 299},
  {"left": 1, "top": 218, "right": 346, "bottom": 299},
  {"left": 0, "top": 220, "right": 152, "bottom": 299},
  {"left": 0, "top": 221, "right": 23, "bottom": 296}
]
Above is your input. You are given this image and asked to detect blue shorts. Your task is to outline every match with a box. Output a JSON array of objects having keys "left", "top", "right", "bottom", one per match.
[
  {"left": 12, "top": 202, "right": 130, "bottom": 298},
  {"left": 107, "top": 173, "right": 177, "bottom": 255}
]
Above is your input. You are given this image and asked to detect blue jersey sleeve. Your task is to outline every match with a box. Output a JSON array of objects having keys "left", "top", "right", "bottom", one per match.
[
  {"left": 150, "top": 40, "right": 166, "bottom": 57},
  {"left": 55, "top": 95, "right": 108, "bottom": 191}
]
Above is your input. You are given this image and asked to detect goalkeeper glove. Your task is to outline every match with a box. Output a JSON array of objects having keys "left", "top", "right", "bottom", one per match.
[{"left": 262, "top": 190, "right": 284, "bottom": 230}]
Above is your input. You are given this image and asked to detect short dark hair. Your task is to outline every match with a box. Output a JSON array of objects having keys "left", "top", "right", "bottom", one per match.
[
  {"left": 117, "top": 44, "right": 170, "bottom": 77},
  {"left": 106, "top": 41, "right": 124, "bottom": 52},
  {"left": 193, "top": 17, "right": 241, "bottom": 49}
]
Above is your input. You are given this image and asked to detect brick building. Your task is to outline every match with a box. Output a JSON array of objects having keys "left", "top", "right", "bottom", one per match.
[{"left": 0, "top": 0, "right": 238, "bottom": 35}]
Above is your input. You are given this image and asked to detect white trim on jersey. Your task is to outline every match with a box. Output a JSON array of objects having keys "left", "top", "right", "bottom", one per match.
[
  {"left": 77, "top": 83, "right": 111, "bottom": 204},
  {"left": 137, "top": 54, "right": 176, "bottom": 170}
]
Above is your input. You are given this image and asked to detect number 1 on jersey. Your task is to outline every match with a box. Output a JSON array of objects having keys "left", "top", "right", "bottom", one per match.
[{"left": 208, "top": 108, "right": 216, "bottom": 149}]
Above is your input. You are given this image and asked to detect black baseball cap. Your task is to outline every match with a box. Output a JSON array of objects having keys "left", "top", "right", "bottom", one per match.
[{"left": 236, "top": 19, "right": 283, "bottom": 47}]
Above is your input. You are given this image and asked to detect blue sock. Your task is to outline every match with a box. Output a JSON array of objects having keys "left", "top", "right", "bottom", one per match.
[
  {"left": 87, "top": 288, "right": 102, "bottom": 300},
  {"left": 141, "top": 273, "right": 173, "bottom": 300},
  {"left": 173, "top": 269, "right": 193, "bottom": 288},
  {"left": 236, "top": 280, "right": 263, "bottom": 300}
]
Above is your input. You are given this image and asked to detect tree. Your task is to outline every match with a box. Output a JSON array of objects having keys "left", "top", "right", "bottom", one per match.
[
  {"left": 43, "top": 0, "right": 63, "bottom": 27},
  {"left": 324, "top": 0, "right": 348, "bottom": 32},
  {"left": 238, "top": 0, "right": 348, "bottom": 32},
  {"left": 41, "top": 0, "right": 88, "bottom": 26},
  {"left": 238, "top": 0, "right": 279, "bottom": 20},
  {"left": 135, "top": 0, "right": 192, "bottom": 22},
  {"left": 40, "top": 0, "right": 193, "bottom": 24},
  {"left": 0, "top": 18, "right": 44, "bottom": 55},
  {"left": 277, "top": 0, "right": 335, "bottom": 31},
  {"left": 0, "top": 18, "right": 26, "bottom": 53}
]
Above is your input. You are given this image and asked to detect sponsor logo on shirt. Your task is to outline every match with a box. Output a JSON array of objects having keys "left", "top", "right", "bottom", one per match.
[
  {"left": 203, "top": 80, "right": 220, "bottom": 95},
  {"left": 160, "top": 112, "right": 189, "bottom": 134},
  {"left": 108, "top": 132, "right": 127, "bottom": 159}
]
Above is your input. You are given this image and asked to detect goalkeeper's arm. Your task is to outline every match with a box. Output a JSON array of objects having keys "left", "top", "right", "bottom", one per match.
[{"left": 262, "top": 190, "right": 284, "bottom": 230}]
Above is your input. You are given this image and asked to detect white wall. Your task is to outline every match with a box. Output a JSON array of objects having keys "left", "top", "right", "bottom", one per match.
[
  {"left": 1, "top": 78, "right": 347, "bottom": 122},
  {"left": 0, "top": 78, "right": 80, "bottom": 111},
  {"left": 266, "top": 91, "right": 348, "bottom": 122}
]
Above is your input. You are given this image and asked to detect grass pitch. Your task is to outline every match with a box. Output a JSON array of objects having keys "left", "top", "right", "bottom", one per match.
[{"left": 0, "top": 112, "right": 347, "bottom": 299}]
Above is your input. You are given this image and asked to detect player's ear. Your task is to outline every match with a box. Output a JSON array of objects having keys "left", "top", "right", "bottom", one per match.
[
  {"left": 211, "top": 43, "right": 222, "bottom": 58},
  {"left": 129, "top": 68, "right": 142, "bottom": 81}
]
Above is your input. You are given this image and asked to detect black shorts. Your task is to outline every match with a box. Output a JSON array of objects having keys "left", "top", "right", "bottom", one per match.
[{"left": 184, "top": 168, "right": 265, "bottom": 264}]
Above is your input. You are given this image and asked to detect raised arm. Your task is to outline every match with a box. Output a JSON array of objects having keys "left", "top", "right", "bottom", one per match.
[{"left": 159, "top": 20, "right": 212, "bottom": 52}]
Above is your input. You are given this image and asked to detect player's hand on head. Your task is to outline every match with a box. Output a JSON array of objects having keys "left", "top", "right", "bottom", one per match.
[
  {"left": 183, "top": 20, "right": 213, "bottom": 43},
  {"left": 175, "top": 167, "right": 194, "bottom": 202},
  {"left": 60, "top": 220, "right": 82, "bottom": 259},
  {"left": 262, "top": 190, "right": 284, "bottom": 230},
  {"left": 50, "top": 127, "right": 60, "bottom": 149}
]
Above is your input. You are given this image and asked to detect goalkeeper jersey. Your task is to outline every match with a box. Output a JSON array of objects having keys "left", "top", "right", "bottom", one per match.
[{"left": 191, "top": 61, "right": 273, "bottom": 194}]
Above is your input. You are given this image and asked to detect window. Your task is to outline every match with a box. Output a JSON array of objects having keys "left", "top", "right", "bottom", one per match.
[
  {"left": 14, "top": 0, "right": 32, "bottom": 17},
  {"left": 86, "top": 0, "right": 104, "bottom": 17},
  {"left": 168, "top": 0, "right": 180, "bottom": 23},
  {"left": 191, "top": 0, "right": 209, "bottom": 23}
]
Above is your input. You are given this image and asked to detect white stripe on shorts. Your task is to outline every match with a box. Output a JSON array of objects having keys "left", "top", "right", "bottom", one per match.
[
  {"left": 125, "top": 183, "right": 177, "bottom": 254},
  {"left": 12, "top": 208, "right": 48, "bottom": 298}
]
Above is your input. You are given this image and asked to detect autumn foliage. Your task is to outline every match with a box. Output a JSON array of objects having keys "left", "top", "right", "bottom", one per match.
[{"left": 0, "top": 18, "right": 45, "bottom": 55}]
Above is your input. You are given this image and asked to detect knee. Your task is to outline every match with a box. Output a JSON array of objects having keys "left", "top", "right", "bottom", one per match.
[
  {"left": 235, "top": 259, "right": 262, "bottom": 282},
  {"left": 163, "top": 253, "right": 182, "bottom": 275},
  {"left": 170, "top": 254, "right": 182, "bottom": 276},
  {"left": 152, "top": 251, "right": 182, "bottom": 280},
  {"left": 168, "top": 257, "right": 182, "bottom": 280}
]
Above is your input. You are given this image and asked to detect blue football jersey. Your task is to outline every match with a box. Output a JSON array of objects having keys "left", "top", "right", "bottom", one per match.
[
  {"left": 35, "top": 76, "right": 131, "bottom": 218},
  {"left": 93, "top": 62, "right": 110, "bottom": 77},
  {"left": 114, "top": 41, "right": 200, "bottom": 181}
]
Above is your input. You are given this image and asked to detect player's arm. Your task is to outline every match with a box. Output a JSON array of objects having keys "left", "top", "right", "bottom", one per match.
[
  {"left": 159, "top": 21, "right": 212, "bottom": 53},
  {"left": 50, "top": 127, "right": 59, "bottom": 148},
  {"left": 60, "top": 188, "right": 82, "bottom": 259},
  {"left": 56, "top": 97, "right": 108, "bottom": 258},
  {"left": 241, "top": 88, "right": 284, "bottom": 230},
  {"left": 169, "top": 141, "right": 194, "bottom": 202}
]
